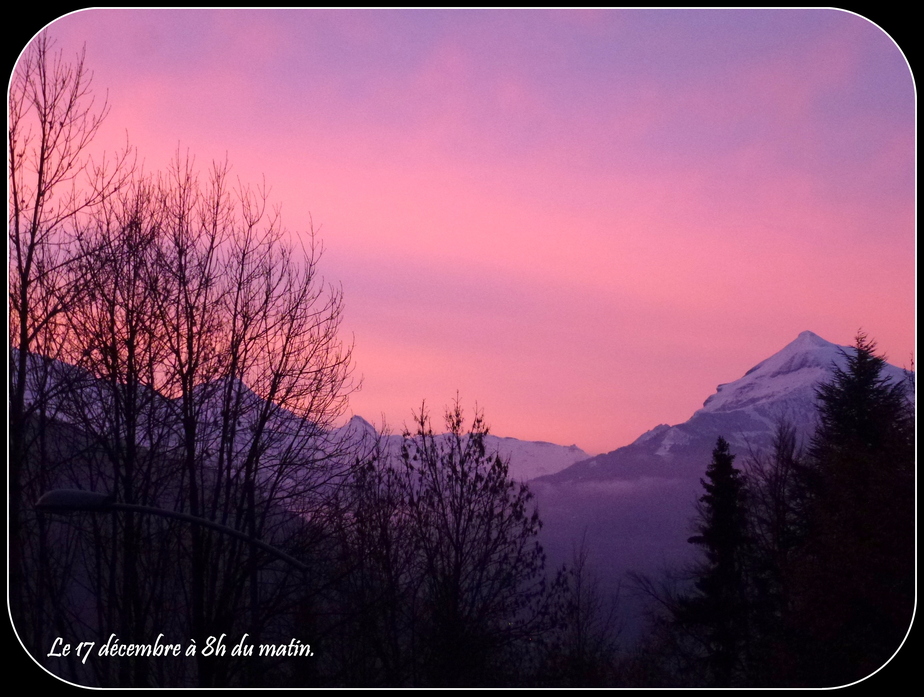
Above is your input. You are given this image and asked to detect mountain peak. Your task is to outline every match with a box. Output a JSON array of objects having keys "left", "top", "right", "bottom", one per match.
[
  {"left": 795, "top": 329, "right": 829, "bottom": 345},
  {"left": 339, "top": 414, "right": 377, "bottom": 438},
  {"left": 739, "top": 331, "right": 840, "bottom": 378},
  {"left": 786, "top": 330, "right": 838, "bottom": 352},
  {"left": 700, "top": 331, "right": 846, "bottom": 415}
]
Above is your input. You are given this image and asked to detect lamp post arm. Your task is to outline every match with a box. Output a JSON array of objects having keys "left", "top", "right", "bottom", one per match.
[
  {"left": 35, "top": 490, "right": 309, "bottom": 573},
  {"left": 108, "top": 503, "right": 310, "bottom": 573}
]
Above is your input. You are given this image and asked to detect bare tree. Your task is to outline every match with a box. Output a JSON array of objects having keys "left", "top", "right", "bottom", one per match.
[
  {"left": 46, "top": 152, "right": 358, "bottom": 686},
  {"left": 324, "top": 430, "right": 421, "bottom": 685},
  {"left": 738, "top": 419, "right": 810, "bottom": 685},
  {"left": 399, "top": 400, "right": 563, "bottom": 686},
  {"left": 8, "top": 32, "right": 132, "bottom": 660},
  {"left": 11, "top": 36, "right": 356, "bottom": 685},
  {"left": 542, "top": 534, "right": 621, "bottom": 686},
  {"left": 321, "top": 401, "right": 568, "bottom": 686},
  {"left": 54, "top": 173, "right": 184, "bottom": 685},
  {"left": 147, "top": 155, "right": 357, "bottom": 686}
]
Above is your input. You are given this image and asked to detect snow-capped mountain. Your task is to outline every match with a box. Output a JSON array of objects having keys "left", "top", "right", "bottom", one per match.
[
  {"left": 488, "top": 436, "right": 590, "bottom": 481},
  {"left": 331, "top": 415, "right": 589, "bottom": 481},
  {"left": 542, "top": 330, "right": 909, "bottom": 484},
  {"left": 529, "top": 331, "right": 912, "bottom": 640}
]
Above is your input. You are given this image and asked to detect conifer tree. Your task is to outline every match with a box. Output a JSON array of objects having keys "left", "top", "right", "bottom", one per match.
[
  {"left": 792, "top": 333, "right": 914, "bottom": 684},
  {"left": 680, "top": 436, "right": 748, "bottom": 686}
]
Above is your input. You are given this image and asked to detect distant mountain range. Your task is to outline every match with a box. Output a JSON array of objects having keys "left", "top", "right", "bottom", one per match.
[
  {"left": 17, "top": 331, "right": 908, "bottom": 488},
  {"left": 334, "top": 331, "right": 909, "bottom": 487},
  {"left": 13, "top": 348, "right": 590, "bottom": 485},
  {"left": 331, "top": 414, "right": 590, "bottom": 482},
  {"left": 16, "top": 331, "right": 908, "bottom": 490},
  {"left": 14, "top": 330, "right": 911, "bottom": 641}
]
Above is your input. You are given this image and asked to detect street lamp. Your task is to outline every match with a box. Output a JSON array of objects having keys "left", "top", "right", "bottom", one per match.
[{"left": 36, "top": 489, "right": 309, "bottom": 573}]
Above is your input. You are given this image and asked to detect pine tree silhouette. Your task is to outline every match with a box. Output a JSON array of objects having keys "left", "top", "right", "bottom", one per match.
[
  {"left": 681, "top": 436, "right": 748, "bottom": 686},
  {"left": 793, "top": 332, "right": 914, "bottom": 685}
]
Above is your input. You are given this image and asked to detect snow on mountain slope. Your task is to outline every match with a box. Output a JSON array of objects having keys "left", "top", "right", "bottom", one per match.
[
  {"left": 330, "top": 415, "right": 589, "bottom": 481},
  {"left": 689, "top": 330, "right": 908, "bottom": 452},
  {"left": 542, "top": 330, "right": 910, "bottom": 484},
  {"left": 15, "top": 348, "right": 582, "bottom": 485},
  {"left": 695, "top": 330, "right": 908, "bottom": 426},
  {"left": 700, "top": 330, "right": 839, "bottom": 414},
  {"left": 486, "top": 436, "right": 590, "bottom": 481}
]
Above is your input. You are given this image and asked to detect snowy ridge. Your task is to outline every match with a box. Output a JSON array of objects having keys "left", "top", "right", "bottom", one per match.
[
  {"left": 15, "top": 348, "right": 584, "bottom": 486},
  {"left": 487, "top": 436, "right": 590, "bottom": 481},
  {"left": 689, "top": 330, "right": 908, "bottom": 452},
  {"left": 542, "top": 330, "right": 910, "bottom": 484},
  {"left": 330, "top": 415, "right": 590, "bottom": 481},
  {"left": 701, "top": 331, "right": 851, "bottom": 415}
]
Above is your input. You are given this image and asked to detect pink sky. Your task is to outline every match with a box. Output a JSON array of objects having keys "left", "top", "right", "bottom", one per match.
[{"left": 26, "top": 9, "right": 915, "bottom": 455}]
